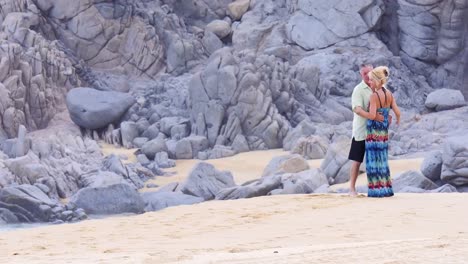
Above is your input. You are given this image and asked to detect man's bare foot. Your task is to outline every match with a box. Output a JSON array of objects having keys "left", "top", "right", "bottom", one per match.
[{"left": 349, "top": 191, "right": 358, "bottom": 197}]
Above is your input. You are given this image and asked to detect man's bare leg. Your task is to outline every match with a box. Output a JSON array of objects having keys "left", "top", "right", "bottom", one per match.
[{"left": 349, "top": 161, "right": 361, "bottom": 196}]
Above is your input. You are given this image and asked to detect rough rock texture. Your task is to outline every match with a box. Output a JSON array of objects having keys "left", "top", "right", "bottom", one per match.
[
  {"left": 291, "top": 136, "right": 328, "bottom": 160},
  {"left": 379, "top": 0, "right": 468, "bottom": 98},
  {"left": 0, "top": 7, "right": 80, "bottom": 137},
  {"left": 215, "top": 175, "right": 282, "bottom": 200},
  {"left": 216, "top": 168, "right": 328, "bottom": 199},
  {"left": 262, "top": 154, "right": 310, "bottom": 177},
  {"left": 393, "top": 170, "right": 439, "bottom": 192},
  {"left": 142, "top": 191, "right": 203, "bottom": 212},
  {"left": 320, "top": 136, "right": 353, "bottom": 184},
  {"left": 421, "top": 151, "right": 443, "bottom": 182},
  {"left": 0, "top": 184, "right": 86, "bottom": 223},
  {"left": 180, "top": 162, "right": 236, "bottom": 200},
  {"left": 69, "top": 183, "right": 144, "bottom": 215},
  {"left": 441, "top": 136, "right": 468, "bottom": 186},
  {"left": 66, "top": 88, "right": 135, "bottom": 130},
  {"left": 425, "top": 89, "right": 466, "bottom": 112}
]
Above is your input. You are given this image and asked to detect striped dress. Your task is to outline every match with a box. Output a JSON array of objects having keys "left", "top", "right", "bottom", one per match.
[{"left": 365, "top": 107, "right": 394, "bottom": 197}]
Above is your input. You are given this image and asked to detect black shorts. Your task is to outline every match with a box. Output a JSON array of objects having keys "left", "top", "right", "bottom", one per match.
[{"left": 348, "top": 137, "right": 365, "bottom": 163}]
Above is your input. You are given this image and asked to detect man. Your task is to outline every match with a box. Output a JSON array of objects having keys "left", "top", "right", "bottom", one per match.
[{"left": 348, "top": 65, "right": 384, "bottom": 196}]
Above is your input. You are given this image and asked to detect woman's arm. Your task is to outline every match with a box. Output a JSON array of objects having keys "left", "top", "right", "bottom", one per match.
[{"left": 355, "top": 94, "right": 378, "bottom": 120}]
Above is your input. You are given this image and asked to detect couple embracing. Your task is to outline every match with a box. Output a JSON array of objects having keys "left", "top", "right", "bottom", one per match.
[{"left": 348, "top": 65, "right": 401, "bottom": 198}]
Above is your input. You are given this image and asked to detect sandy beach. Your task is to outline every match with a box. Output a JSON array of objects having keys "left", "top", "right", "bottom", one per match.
[
  {"left": 0, "top": 193, "right": 467, "bottom": 263},
  {"left": 1, "top": 148, "right": 467, "bottom": 263}
]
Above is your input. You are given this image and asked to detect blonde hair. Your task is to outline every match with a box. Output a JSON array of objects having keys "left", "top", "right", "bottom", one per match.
[{"left": 368, "top": 66, "right": 390, "bottom": 86}]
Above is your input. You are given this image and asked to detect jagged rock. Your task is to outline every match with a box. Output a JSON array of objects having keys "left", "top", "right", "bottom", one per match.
[
  {"left": 159, "top": 117, "right": 190, "bottom": 137},
  {"left": 0, "top": 184, "right": 57, "bottom": 222},
  {"left": 120, "top": 121, "right": 139, "bottom": 148},
  {"left": 66, "top": 88, "right": 135, "bottom": 130},
  {"left": 274, "top": 169, "right": 328, "bottom": 195},
  {"left": 393, "top": 171, "right": 439, "bottom": 192},
  {"left": 202, "top": 30, "right": 223, "bottom": 55},
  {"left": 228, "top": 0, "right": 250, "bottom": 21},
  {"left": 282, "top": 120, "right": 316, "bottom": 151},
  {"left": 231, "top": 134, "right": 250, "bottom": 153},
  {"left": 80, "top": 171, "right": 127, "bottom": 188},
  {"left": 180, "top": 162, "right": 236, "bottom": 200},
  {"left": 188, "top": 49, "right": 290, "bottom": 149},
  {"left": 425, "top": 89, "right": 466, "bottom": 112},
  {"left": 69, "top": 183, "right": 144, "bottom": 215},
  {"left": 175, "top": 138, "right": 193, "bottom": 159},
  {"left": 0, "top": 208, "right": 19, "bottom": 224},
  {"left": 198, "top": 145, "right": 236, "bottom": 160},
  {"left": 137, "top": 154, "right": 151, "bottom": 165},
  {"left": 262, "top": 154, "right": 309, "bottom": 177},
  {"left": 320, "top": 136, "right": 352, "bottom": 184},
  {"left": 170, "top": 124, "right": 189, "bottom": 140},
  {"left": 142, "top": 124, "right": 160, "bottom": 140},
  {"left": 141, "top": 136, "right": 168, "bottom": 160},
  {"left": 420, "top": 151, "right": 443, "bottom": 182},
  {"left": 291, "top": 136, "right": 328, "bottom": 160},
  {"left": 380, "top": 0, "right": 468, "bottom": 96},
  {"left": 133, "top": 137, "right": 149, "bottom": 148},
  {"left": 441, "top": 136, "right": 468, "bottom": 186},
  {"left": 142, "top": 192, "right": 203, "bottom": 212},
  {"left": 206, "top": 20, "right": 231, "bottom": 38},
  {"left": 154, "top": 152, "right": 175, "bottom": 168},
  {"left": 287, "top": 0, "right": 383, "bottom": 50},
  {"left": 4, "top": 152, "right": 48, "bottom": 185},
  {"left": 215, "top": 175, "right": 282, "bottom": 200}
]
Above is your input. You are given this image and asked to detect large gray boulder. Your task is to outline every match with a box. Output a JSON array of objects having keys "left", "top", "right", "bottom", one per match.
[
  {"left": 262, "top": 154, "right": 310, "bottom": 177},
  {"left": 228, "top": 0, "right": 250, "bottom": 21},
  {"left": 441, "top": 136, "right": 468, "bottom": 186},
  {"left": 425, "top": 89, "right": 466, "bottom": 111},
  {"left": 69, "top": 183, "right": 144, "bottom": 215},
  {"left": 206, "top": 20, "right": 231, "bottom": 38},
  {"left": 291, "top": 136, "right": 328, "bottom": 160},
  {"left": 275, "top": 169, "right": 329, "bottom": 195},
  {"left": 420, "top": 151, "right": 443, "bottom": 182},
  {"left": 215, "top": 175, "right": 282, "bottom": 200},
  {"left": 66, "top": 88, "right": 135, "bottom": 130},
  {"left": 320, "top": 136, "right": 352, "bottom": 184},
  {"left": 282, "top": 120, "right": 316, "bottom": 151},
  {"left": 0, "top": 185, "right": 56, "bottom": 222},
  {"left": 174, "top": 136, "right": 210, "bottom": 159},
  {"left": 198, "top": 145, "right": 237, "bottom": 160},
  {"left": 0, "top": 208, "right": 19, "bottom": 224},
  {"left": 180, "top": 162, "right": 236, "bottom": 200},
  {"left": 393, "top": 170, "right": 439, "bottom": 192},
  {"left": 120, "top": 121, "right": 139, "bottom": 148},
  {"left": 141, "top": 136, "right": 168, "bottom": 160},
  {"left": 141, "top": 192, "right": 203, "bottom": 212}
]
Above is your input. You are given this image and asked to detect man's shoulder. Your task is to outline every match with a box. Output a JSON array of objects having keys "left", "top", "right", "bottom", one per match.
[
  {"left": 354, "top": 81, "right": 366, "bottom": 88},
  {"left": 352, "top": 81, "right": 366, "bottom": 93}
]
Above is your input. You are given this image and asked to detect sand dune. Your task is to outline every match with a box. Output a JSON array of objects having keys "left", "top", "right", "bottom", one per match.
[{"left": 0, "top": 193, "right": 467, "bottom": 263}]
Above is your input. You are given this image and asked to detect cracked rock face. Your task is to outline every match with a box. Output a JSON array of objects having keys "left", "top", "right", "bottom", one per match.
[
  {"left": 0, "top": 3, "right": 80, "bottom": 138},
  {"left": 188, "top": 48, "right": 308, "bottom": 150},
  {"left": 380, "top": 0, "right": 468, "bottom": 97}
]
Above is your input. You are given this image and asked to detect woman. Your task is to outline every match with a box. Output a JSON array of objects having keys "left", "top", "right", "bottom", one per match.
[{"left": 359, "top": 66, "right": 401, "bottom": 197}]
